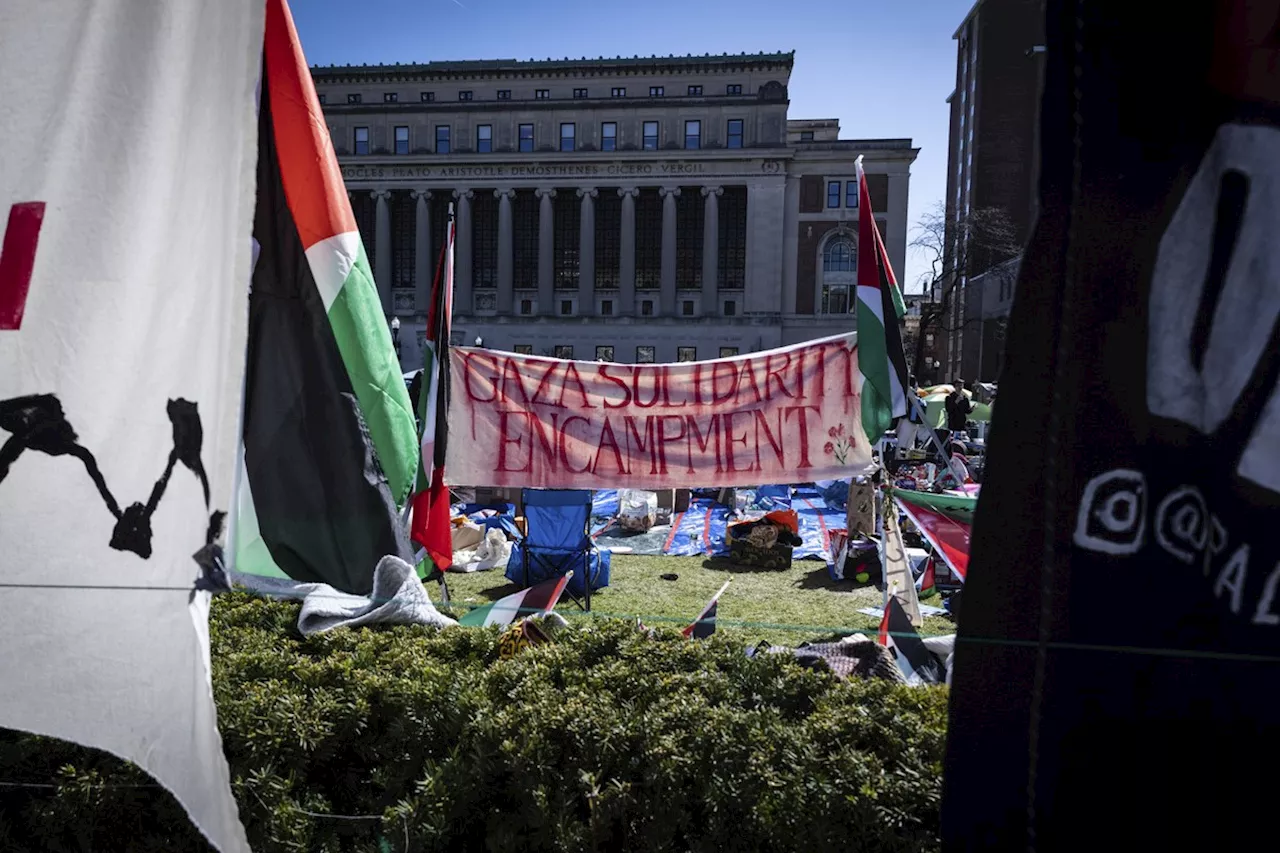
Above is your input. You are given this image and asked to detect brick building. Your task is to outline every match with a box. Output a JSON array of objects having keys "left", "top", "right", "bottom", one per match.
[{"left": 943, "top": 0, "right": 1045, "bottom": 382}]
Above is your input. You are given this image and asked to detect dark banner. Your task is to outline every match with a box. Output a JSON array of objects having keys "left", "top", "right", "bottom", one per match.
[{"left": 943, "top": 3, "right": 1280, "bottom": 851}]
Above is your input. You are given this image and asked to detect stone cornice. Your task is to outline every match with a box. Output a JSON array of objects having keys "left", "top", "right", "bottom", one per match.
[{"left": 309, "top": 52, "right": 796, "bottom": 84}]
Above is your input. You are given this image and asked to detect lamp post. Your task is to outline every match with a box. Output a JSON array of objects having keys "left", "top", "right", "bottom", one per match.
[
  {"left": 474, "top": 335, "right": 484, "bottom": 348},
  {"left": 390, "top": 316, "right": 401, "bottom": 360}
]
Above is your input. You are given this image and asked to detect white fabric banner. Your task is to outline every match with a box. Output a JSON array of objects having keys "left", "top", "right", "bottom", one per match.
[
  {"left": 447, "top": 333, "right": 874, "bottom": 489},
  {"left": 0, "top": 3, "right": 263, "bottom": 851}
]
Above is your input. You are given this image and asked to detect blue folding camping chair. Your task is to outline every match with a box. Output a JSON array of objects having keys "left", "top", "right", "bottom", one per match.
[{"left": 505, "top": 488, "right": 610, "bottom": 611}]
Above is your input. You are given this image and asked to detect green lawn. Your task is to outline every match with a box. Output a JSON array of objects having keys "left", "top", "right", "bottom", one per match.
[{"left": 440, "top": 553, "right": 955, "bottom": 647}]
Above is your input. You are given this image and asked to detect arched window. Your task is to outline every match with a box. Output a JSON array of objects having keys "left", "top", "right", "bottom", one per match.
[{"left": 820, "top": 233, "right": 857, "bottom": 313}]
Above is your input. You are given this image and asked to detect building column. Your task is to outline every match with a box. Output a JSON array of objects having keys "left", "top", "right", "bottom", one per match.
[
  {"left": 700, "top": 186, "right": 722, "bottom": 317},
  {"left": 372, "top": 189, "right": 392, "bottom": 315},
  {"left": 885, "top": 173, "right": 911, "bottom": 282},
  {"left": 453, "top": 189, "right": 473, "bottom": 315},
  {"left": 495, "top": 188, "right": 514, "bottom": 314},
  {"left": 618, "top": 188, "right": 638, "bottom": 315},
  {"left": 577, "top": 188, "right": 597, "bottom": 313},
  {"left": 744, "top": 180, "right": 786, "bottom": 314},
  {"left": 536, "top": 188, "right": 556, "bottom": 316},
  {"left": 782, "top": 176, "right": 799, "bottom": 316},
  {"left": 412, "top": 190, "right": 432, "bottom": 313},
  {"left": 659, "top": 186, "right": 680, "bottom": 316}
]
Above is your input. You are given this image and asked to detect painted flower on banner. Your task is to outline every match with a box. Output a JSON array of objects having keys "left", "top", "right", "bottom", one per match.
[{"left": 823, "top": 423, "right": 856, "bottom": 465}]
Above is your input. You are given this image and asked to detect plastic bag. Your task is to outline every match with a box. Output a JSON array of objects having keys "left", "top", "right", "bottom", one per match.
[{"left": 617, "top": 489, "right": 658, "bottom": 532}]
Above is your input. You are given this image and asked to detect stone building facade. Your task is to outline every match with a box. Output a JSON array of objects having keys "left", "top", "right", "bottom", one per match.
[{"left": 314, "top": 52, "right": 918, "bottom": 367}]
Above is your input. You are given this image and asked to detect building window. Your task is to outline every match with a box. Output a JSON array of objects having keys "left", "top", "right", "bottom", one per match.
[
  {"left": 519, "top": 299, "right": 534, "bottom": 315},
  {"left": 676, "top": 191, "right": 703, "bottom": 290},
  {"left": 420, "top": 91, "right": 434, "bottom": 102},
  {"left": 800, "top": 130, "right": 814, "bottom": 142},
  {"left": 636, "top": 345, "right": 655, "bottom": 363},
  {"left": 555, "top": 345, "right": 574, "bottom": 359},
  {"left": 514, "top": 344, "right": 533, "bottom": 355},
  {"left": 435, "top": 125, "right": 450, "bottom": 154},
  {"left": 574, "top": 88, "right": 588, "bottom": 99},
  {"left": 497, "top": 89, "right": 511, "bottom": 100},
  {"left": 635, "top": 190, "right": 662, "bottom": 290},
  {"left": 677, "top": 347, "right": 696, "bottom": 362},
  {"left": 318, "top": 93, "right": 327, "bottom": 105},
  {"left": 350, "top": 193, "right": 377, "bottom": 272},
  {"left": 682, "top": 300, "right": 695, "bottom": 316},
  {"left": 559, "top": 122, "right": 576, "bottom": 152},
  {"left": 384, "top": 92, "right": 398, "bottom": 103},
  {"left": 518, "top": 123, "right": 535, "bottom": 153},
  {"left": 718, "top": 186, "right": 747, "bottom": 289},
  {"left": 347, "top": 93, "right": 362, "bottom": 104},
  {"left": 724, "top": 299, "right": 737, "bottom": 316},
  {"left": 642, "top": 121, "right": 659, "bottom": 150},
  {"left": 925, "top": 333, "right": 935, "bottom": 346},
  {"left": 594, "top": 191, "right": 621, "bottom": 288},
  {"left": 601, "top": 122, "right": 617, "bottom": 151},
  {"left": 687, "top": 85, "right": 703, "bottom": 96},
  {"left": 726, "top": 84, "right": 742, "bottom": 95},
  {"left": 827, "top": 181, "right": 842, "bottom": 208},
  {"left": 846, "top": 180, "right": 859, "bottom": 208},
  {"left": 649, "top": 86, "right": 664, "bottom": 97},
  {"left": 684, "top": 120, "right": 701, "bottom": 149},
  {"left": 821, "top": 233, "right": 856, "bottom": 314},
  {"left": 600, "top": 299, "right": 614, "bottom": 316},
  {"left": 611, "top": 87, "right": 626, "bottom": 97},
  {"left": 553, "top": 192, "right": 581, "bottom": 289},
  {"left": 726, "top": 119, "right": 744, "bottom": 149},
  {"left": 514, "top": 190, "right": 539, "bottom": 289},
  {"left": 353, "top": 127, "right": 370, "bottom": 155},
  {"left": 471, "top": 191, "right": 497, "bottom": 290},
  {"left": 596, "top": 345, "right": 615, "bottom": 361},
  {"left": 394, "top": 126, "right": 409, "bottom": 155},
  {"left": 560, "top": 299, "right": 573, "bottom": 315},
  {"left": 535, "top": 88, "right": 550, "bottom": 99},
  {"left": 391, "top": 192, "right": 415, "bottom": 289},
  {"left": 719, "top": 347, "right": 739, "bottom": 358},
  {"left": 458, "top": 90, "right": 473, "bottom": 101},
  {"left": 641, "top": 299, "right": 655, "bottom": 317},
  {"left": 477, "top": 124, "right": 492, "bottom": 153}
]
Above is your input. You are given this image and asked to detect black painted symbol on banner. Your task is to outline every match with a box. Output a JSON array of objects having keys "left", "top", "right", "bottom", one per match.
[{"left": 0, "top": 393, "right": 219, "bottom": 559}]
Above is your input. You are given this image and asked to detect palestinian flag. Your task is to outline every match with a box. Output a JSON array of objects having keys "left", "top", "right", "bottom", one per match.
[
  {"left": 235, "top": 0, "right": 419, "bottom": 594},
  {"left": 409, "top": 218, "right": 454, "bottom": 571},
  {"left": 459, "top": 572, "right": 571, "bottom": 627},
  {"left": 916, "top": 556, "right": 938, "bottom": 599},
  {"left": 683, "top": 580, "right": 730, "bottom": 639},
  {"left": 877, "top": 596, "right": 940, "bottom": 683},
  {"left": 855, "top": 156, "right": 910, "bottom": 442}
]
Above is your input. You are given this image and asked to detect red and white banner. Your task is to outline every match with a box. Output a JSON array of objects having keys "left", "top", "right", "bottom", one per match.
[{"left": 446, "top": 333, "right": 873, "bottom": 489}]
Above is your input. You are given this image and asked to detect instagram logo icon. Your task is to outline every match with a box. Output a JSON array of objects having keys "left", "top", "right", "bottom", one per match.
[{"left": 1073, "top": 469, "right": 1148, "bottom": 556}]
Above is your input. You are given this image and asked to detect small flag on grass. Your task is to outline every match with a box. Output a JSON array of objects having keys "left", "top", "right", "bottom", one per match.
[
  {"left": 459, "top": 573, "right": 572, "bottom": 628},
  {"left": 917, "top": 556, "right": 937, "bottom": 599},
  {"left": 878, "top": 596, "right": 941, "bottom": 683},
  {"left": 683, "top": 580, "right": 730, "bottom": 639}
]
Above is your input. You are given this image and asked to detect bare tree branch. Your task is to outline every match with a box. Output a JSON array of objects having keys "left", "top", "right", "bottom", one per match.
[{"left": 906, "top": 201, "right": 1020, "bottom": 380}]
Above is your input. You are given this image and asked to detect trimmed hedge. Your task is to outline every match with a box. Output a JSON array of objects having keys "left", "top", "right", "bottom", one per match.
[{"left": 0, "top": 593, "right": 947, "bottom": 852}]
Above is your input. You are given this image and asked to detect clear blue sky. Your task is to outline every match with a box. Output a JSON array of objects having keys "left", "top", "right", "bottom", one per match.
[{"left": 292, "top": 0, "right": 974, "bottom": 292}]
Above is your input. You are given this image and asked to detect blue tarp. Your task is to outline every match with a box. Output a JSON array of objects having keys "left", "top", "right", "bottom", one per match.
[
  {"left": 454, "top": 501, "right": 521, "bottom": 540},
  {"left": 789, "top": 487, "right": 843, "bottom": 562},
  {"left": 591, "top": 489, "right": 619, "bottom": 519},
  {"left": 589, "top": 486, "right": 838, "bottom": 562},
  {"left": 664, "top": 498, "right": 732, "bottom": 557}
]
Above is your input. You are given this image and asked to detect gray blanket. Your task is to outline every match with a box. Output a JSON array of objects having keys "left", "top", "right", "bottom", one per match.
[{"left": 230, "top": 555, "right": 457, "bottom": 635}]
